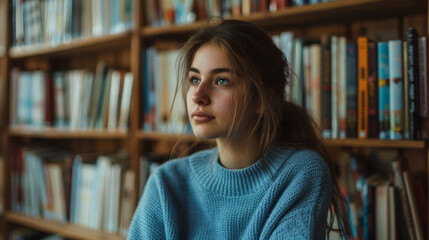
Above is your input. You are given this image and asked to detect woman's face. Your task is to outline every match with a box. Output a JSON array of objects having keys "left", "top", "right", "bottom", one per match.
[{"left": 186, "top": 43, "right": 249, "bottom": 140}]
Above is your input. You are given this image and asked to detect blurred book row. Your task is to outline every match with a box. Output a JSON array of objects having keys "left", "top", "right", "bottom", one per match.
[
  {"left": 337, "top": 150, "right": 428, "bottom": 240},
  {"left": 10, "top": 148, "right": 135, "bottom": 236},
  {"left": 145, "top": 0, "right": 336, "bottom": 27},
  {"left": 142, "top": 47, "right": 190, "bottom": 134},
  {"left": 271, "top": 27, "right": 427, "bottom": 140},
  {"left": 10, "top": 62, "right": 134, "bottom": 132},
  {"left": 11, "top": 0, "right": 134, "bottom": 48}
]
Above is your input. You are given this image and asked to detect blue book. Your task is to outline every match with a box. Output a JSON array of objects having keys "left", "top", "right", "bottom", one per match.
[
  {"left": 377, "top": 42, "right": 390, "bottom": 139},
  {"left": 69, "top": 156, "right": 82, "bottom": 224},
  {"left": 388, "top": 40, "right": 404, "bottom": 140}
]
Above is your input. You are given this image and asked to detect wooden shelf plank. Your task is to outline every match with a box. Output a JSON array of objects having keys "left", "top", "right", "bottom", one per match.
[
  {"left": 137, "top": 131, "right": 425, "bottom": 149},
  {"left": 9, "top": 31, "right": 132, "bottom": 59},
  {"left": 323, "top": 138, "right": 426, "bottom": 149},
  {"left": 141, "top": 0, "right": 426, "bottom": 38},
  {"left": 5, "top": 212, "right": 125, "bottom": 240},
  {"left": 8, "top": 127, "right": 128, "bottom": 139}
]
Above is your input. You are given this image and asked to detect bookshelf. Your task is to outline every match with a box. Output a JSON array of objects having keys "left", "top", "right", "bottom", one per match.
[{"left": 0, "top": 0, "right": 427, "bottom": 239}]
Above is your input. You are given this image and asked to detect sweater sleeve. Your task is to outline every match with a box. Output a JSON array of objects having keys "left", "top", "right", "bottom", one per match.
[
  {"left": 268, "top": 151, "right": 332, "bottom": 240},
  {"left": 127, "top": 170, "right": 165, "bottom": 240}
]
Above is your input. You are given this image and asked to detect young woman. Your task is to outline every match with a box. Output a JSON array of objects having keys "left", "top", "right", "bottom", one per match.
[{"left": 128, "top": 19, "right": 347, "bottom": 239}]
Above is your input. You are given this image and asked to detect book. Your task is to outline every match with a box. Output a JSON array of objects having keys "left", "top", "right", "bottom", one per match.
[
  {"left": 403, "top": 171, "right": 424, "bottom": 240},
  {"left": 53, "top": 71, "right": 67, "bottom": 129},
  {"left": 119, "top": 169, "right": 135, "bottom": 236},
  {"left": 321, "top": 35, "right": 332, "bottom": 138},
  {"left": 388, "top": 186, "right": 396, "bottom": 240},
  {"left": 346, "top": 43, "right": 358, "bottom": 138},
  {"left": 377, "top": 42, "right": 390, "bottom": 139},
  {"left": 118, "top": 72, "right": 134, "bottom": 131},
  {"left": 143, "top": 48, "right": 157, "bottom": 131},
  {"left": 292, "top": 38, "right": 303, "bottom": 106},
  {"left": 107, "top": 70, "right": 122, "bottom": 131},
  {"left": 357, "top": 36, "right": 369, "bottom": 139},
  {"left": 367, "top": 41, "right": 378, "bottom": 138},
  {"left": 388, "top": 40, "right": 404, "bottom": 140},
  {"left": 79, "top": 72, "right": 95, "bottom": 129},
  {"left": 279, "top": 31, "right": 294, "bottom": 102},
  {"left": 309, "top": 44, "right": 322, "bottom": 128},
  {"left": 391, "top": 160, "right": 416, "bottom": 239},
  {"left": 331, "top": 35, "right": 338, "bottom": 139},
  {"left": 406, "top": 28, "right": 421, "bottom": 140},
  {"left": 403, "top": 41, "right": 410, "bottom": 139},
  {"left": 418, "top": 36, "right": 428, "bottom": 139},
  {"left": 96, "top": 69, "right": 113, "bottom": 129},
  {"left": 338, "top": 37, "right": 347, "bottom": 139}
]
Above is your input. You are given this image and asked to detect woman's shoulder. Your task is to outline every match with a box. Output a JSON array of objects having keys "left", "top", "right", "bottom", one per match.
[
  {"left": 151, "top": 147, "right": 216, "bottom": 179},
  {"left": 276, "top": 147, "right": 330, "bottom": 177}
]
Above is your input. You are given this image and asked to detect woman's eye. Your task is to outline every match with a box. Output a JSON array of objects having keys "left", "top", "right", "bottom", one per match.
[
  {"left": 190, "top": 77, "right": 199, "bottom": 85},
  {"left": 217, "top": 78, "right": 229, "bottom": 86}
]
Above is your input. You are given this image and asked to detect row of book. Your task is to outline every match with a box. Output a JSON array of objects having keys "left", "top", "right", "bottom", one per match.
[
  {"left": 10, "top": 148, "right": 136, "bottom": 237},
  {"left": 142, "top": 47, "right": 191, "bottom": 134},
  {"left": 10, "top": 62, "right": 134, "bottom": 131},
  {"left": 337, "top": 152, "right": 428, "bottom": 240},
  {"left": 273, "top": 28, "right": 427, "bottom": 140},
  {"left": 145, "top": 0, "right": 335, "bottom": 27},
  {"left": 11, "top": 0, "right": 134, "bottom": 48}
]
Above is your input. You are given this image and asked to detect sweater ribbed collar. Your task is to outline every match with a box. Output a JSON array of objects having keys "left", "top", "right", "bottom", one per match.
[{"left": 189, "top": 146, "right": 295, "bottom": 196}]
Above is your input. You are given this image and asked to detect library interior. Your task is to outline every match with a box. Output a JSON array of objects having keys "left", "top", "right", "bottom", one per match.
[{"left": 0, "top": 0, "right": 428, "bottom": 239}]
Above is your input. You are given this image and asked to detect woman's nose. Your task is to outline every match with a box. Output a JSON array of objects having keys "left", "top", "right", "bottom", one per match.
[{"left": 192, "top": 83, "right": 210, "bottom": 105}]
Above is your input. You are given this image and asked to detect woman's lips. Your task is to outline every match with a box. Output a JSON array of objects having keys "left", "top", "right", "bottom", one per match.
[{"left": 191, "top": 111, "right": 214, "bottom": 123}]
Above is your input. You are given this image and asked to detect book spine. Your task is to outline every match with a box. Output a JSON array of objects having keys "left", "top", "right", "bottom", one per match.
[
  {"left": 377, "top": 42, "right": 390, "bottom": 139},
  {"left": 418, "top": 37, "right": 428, "bottom": 139},
  {"left": 403, "top": 41, "right": 410, "bottom": 139},
  {"left": 389, "top": 40, "right": 404, "bottom": 140},
  {"left": 321, "top": 35, "right": 332, "bottom": 138},
  {"left": 338, "top": 37, "right": 347, "bottom": 139},
  {"left": 331, "top": 36, "right": 338, "bottom": 139},
  {"left": 346, "top": 43, "right": 358, "bottom": 138},
  {"left": 357, "top": 36, "right": 368, "bottom": 139},
  {"left": 367, "top": 41, "right": 378, "bottom": 138},
  {"left": 310, "top": 44, "right": 322, "bottom": 128},
  {"left": 406, "top": 28, "right": 421, "bottom": 140}
]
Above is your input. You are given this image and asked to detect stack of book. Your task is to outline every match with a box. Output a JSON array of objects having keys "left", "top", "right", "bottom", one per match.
[{"left": 10, "top": 61, "right": 134, "bottom": 132}]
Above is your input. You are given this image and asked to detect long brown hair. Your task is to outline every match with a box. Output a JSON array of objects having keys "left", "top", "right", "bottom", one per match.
[{"left": 177, "top": 19, "right": 348, "bottom": 237}]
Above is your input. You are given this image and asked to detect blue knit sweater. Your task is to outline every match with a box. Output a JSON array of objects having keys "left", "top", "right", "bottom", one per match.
[{"left": 127, "top": 147, "right": 331, "bottom": 239}]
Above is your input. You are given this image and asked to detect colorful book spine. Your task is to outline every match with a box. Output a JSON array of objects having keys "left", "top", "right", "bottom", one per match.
[
  {"left": 346, "top": 43, "right": 358, "bottom": 138},
  {"left": 388, "top": 40, "right": 404, "bottom": 140},
  {"left": 321, "top": 35, "right": 332, "bottom": 138},
  {"left": 357, "top": 36, "right": 368, "bottom": 139},
  {"left": 418, "top": 36, "right": 428, "bottom": 118},
  {"left": 406, "top": 28, "right": 421, "bottom": 140},
  {"left": 338, "top": 37, "right": 347, "bottom": 139},
  {"left": 331, "top": 35, "right": 338, "bottom": 139},
  {"left": 403, "top": 41, "right": 410, "bottom": 139},
  {"left": 377, "top": 42, "right": 390, "bottom": 139},
  {"left": 367, "top": 41, "right": 378, "bottom": 138},
  {"left": 418, "top": 36, "right": 428, "bottom": 139}
]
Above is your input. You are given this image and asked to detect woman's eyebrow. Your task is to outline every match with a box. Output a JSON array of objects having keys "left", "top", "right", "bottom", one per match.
[{"left": 188, "top": 67, "right": 233, "bottom": 74}]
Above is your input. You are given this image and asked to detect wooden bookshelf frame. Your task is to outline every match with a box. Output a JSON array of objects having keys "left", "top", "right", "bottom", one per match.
[
  {"left": 0, "top": 0, "right": 428, "bottom": 239},
  {"left": 5, "top": 212, "right": 124, "bottom": 240},
  {"left": 8, "top": 127, "right": 128, "bottom": 139},
  {"left": 141, "top": 0, "right": 426, "bottom": 39},
  {"left": 9, "top": 32, "right": 133, "bottom": 59}
]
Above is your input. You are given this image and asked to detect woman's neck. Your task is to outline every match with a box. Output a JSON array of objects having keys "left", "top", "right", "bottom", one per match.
[{"left": 216, "top": 136, "right": 262, "bottom": 169}]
